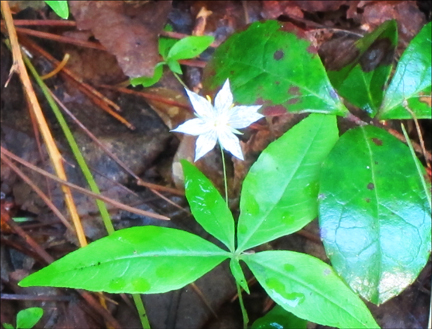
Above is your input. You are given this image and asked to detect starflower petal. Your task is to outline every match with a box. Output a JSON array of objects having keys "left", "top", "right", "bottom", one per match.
[
  {"left": 195, "top": 130, "right": 218, "bottom": 161},
  {"left": 229, "top": 105, "right": 264, "bottom": 129},
  {"left": 214, "top": 79, "right": 233, "bottom": 116},
  {"left": 185, "top": 88, "right": 215, "bottom": 119},
  {"left": 171, "top": 118, "right": 211, "bottom": 136},
  {"left": 217, "top": 128, "right": 244, "bottom": 160}
]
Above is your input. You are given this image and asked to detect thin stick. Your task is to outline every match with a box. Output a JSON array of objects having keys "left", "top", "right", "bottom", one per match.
[
  {"left": 1, "top": 156, "right": 74, "bottom": 232},
  {"left": 18, "top": 37, "right": 122, "bottom": 112},
  {"left": 14, "top": 26, "right": 105, "bottom": 50},
  {"left": 402, "top": 100, "right": 430, "bottom": 169},
  {"left": 0, "top": 19, "right": 77, "bottom": 27},
  {"left": 99, "top": 85, "right": 192, "bottom": 112},
  {"left": 41, "top": 53, "right": 70, "bottom": 80},
  {"left": 1, "top": 147, "right": 170, "bottom": 221},
  {"left": 1, "top": 1, "right": 87, "bottom": 247},
  {"left": 49, "top": 91, "right": 184, "bottom": 196},
  {"left": 24, "top": 56, "right": 115, "bottom": 235}
]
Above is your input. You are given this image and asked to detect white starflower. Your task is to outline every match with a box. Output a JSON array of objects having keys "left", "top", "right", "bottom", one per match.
[{"left": 172, "top": 79, "right": 264, "bottom": 161}]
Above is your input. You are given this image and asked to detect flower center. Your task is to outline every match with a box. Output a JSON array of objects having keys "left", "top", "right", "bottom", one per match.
[{"left": 212, "top": 115, "right": 229, "bottom": 130}]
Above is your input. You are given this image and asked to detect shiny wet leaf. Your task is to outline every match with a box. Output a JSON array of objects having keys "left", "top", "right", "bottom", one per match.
[
  {"left": 19, "top": 226, "right": 230, "bottom": 294},
  {"left": 237, "top": 114, "right": 339, "bottom": 252},
  {"left": 242, "top": 251, "right": 379, "bottom": 328},
  {"left": 379, "top": 22, "right": 431, "bottom": 119},
  {"left": 203, "top": 20, "right": 347, "bottom": 116},
  {"left": 182, "top": 160, "right": 235, "bottom": 251},
  {"left": 319, "top": 125, "right": 431, "bottom": 304}
]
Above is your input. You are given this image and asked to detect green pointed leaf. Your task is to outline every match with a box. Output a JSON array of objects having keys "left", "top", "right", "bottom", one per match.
[
  {"left": 319, "top": 125, "right": 431, "bottom": 304},
  {"left": 230, "top": 258, "right": 249, "bottom": 294},
  {"left": 379, "top": 22, "right": 432, "bottom": 119},
  {"left": 45, "top": 1, "right": 69, "bottom": 19},
  {"left": 19, "top": 226, "right": 229, "bottom": 294},
  {"left": 16, "top": 307, "right": 43, "bottom": 329},
  {"left": 203, "top": 20, "right": 347, "bottom": 116},
  {"left": 130, "top": 62, "right": 164, "bottom": 87},
  {"left": 182, "top": 160, "right": 235, "bottom": 251},
  {"left": 242, "top": 251, "right": 379, "bottom": 329},
  {"left": 251, "top": 305, "right": 307, "bottom": 329},
  {"left": 167, "top": 59, "right": 182, "bottom": 74},
  {"left": 159, "top": 24, "right": 177, "bottom": 59},
  {"left": 167, "top": 36, "right": 214, "bottom": 61},
  {"left": 2, "top": 323, "right": 14, "bottom": 329},
  {"left": 328, "top": 20, "right": 397, "bottom": 116},
  {"left": 237, "top": 114, "right": 339, "bottom": 252}
]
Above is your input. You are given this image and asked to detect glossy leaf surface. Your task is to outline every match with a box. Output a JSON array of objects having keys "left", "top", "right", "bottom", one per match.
[
  {"left": 167, "top": 36, "right": 214, "bottom": 61},
  {"left": 243, "top": 251, "right": 379, "bottom": 328},
  {"left": 319, "top": 125, "right": 431, "bottom": 304},
  {"left": 237, "top": 114, "right": 339, "bottom": 252},
  {"left": 203, "top": 20, "right": 347, "bottom": 116},
  {"left": 327, "top": 20, "right": 397, "bottom": 116},
  {"left": 182, "top": 160, "right": 235, "bottom": 251},
  {"left": 19, "top": 226, "right": 230, "bottom": 294},
  {"left": 251, "top": 305, "right": 307, "bottom": 329},
  {"left": 379, "top": 22, "right": 432, "bottom": 119}
]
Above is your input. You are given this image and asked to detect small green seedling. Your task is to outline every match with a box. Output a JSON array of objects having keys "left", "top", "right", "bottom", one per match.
[
  {"left": 131, "top": 25, "right": 214, "bottom": 87},
  {"left": 2, "top": 307, "right": 44, "bottom": 329},
  {"left": 45, "top": 1, "right": 69, "bottom": 19}
]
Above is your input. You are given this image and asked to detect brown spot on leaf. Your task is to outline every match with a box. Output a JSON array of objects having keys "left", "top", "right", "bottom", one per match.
[
  {"left": 372, "top": 138, "right": 383, "bottom": 146},
  {"left": 319, "top": 36, "right": 360, "bottom": 71},
  {"left": 365, "top": 198, "right": 370, "bottom": 203},
  {"left": 288, "top": 86, "right": 301, "bottom": 96},
  {"left": 275, "top": 81, "right": 280, "bottom": 85},
  {"left": 287, "top": 98, "right": 300, "bottom": 105},
  {"left": 274, "top": 50, "right": 284, "bottom": 60},
  {"left": 419, "top": 94, "right": 432, "bottom": 107},
  {"left": 359, "top": 38, "right": 395, "bottom": 73},
  {"left": 367, "top": 183, "right": 375, "bottom": 190}
]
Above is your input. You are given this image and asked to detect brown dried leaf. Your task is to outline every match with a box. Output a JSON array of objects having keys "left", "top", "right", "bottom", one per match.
[
  {"left": 360, "top": 1, "right": 426, "bottom": 46},
  {"left": 261, "top": 1, "right": 304, "bottom": 19},
  {"left": 69, "top": 0, "right": 172, "bottom": 78},
  {"left": 293, "top": 0, "right": 347, "bottom": 12}
]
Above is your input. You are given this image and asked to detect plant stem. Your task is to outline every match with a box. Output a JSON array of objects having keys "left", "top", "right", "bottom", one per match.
[
  {"left": 132, "top": 294, "right": 151, "bottom": 329},
  {"left": 219, "top": 143, "right": 229, "bottom": 204},
  {"left": 236, "top": 281, "right": 249, "bottom": 329},
  {"left": 172, "top": 71, "right": 188, "bottom": 89}
]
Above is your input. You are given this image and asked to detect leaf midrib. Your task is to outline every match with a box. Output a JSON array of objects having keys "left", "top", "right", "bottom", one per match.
[{"left": 238, "top": 117, "right": 325, "bottom": 251}]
